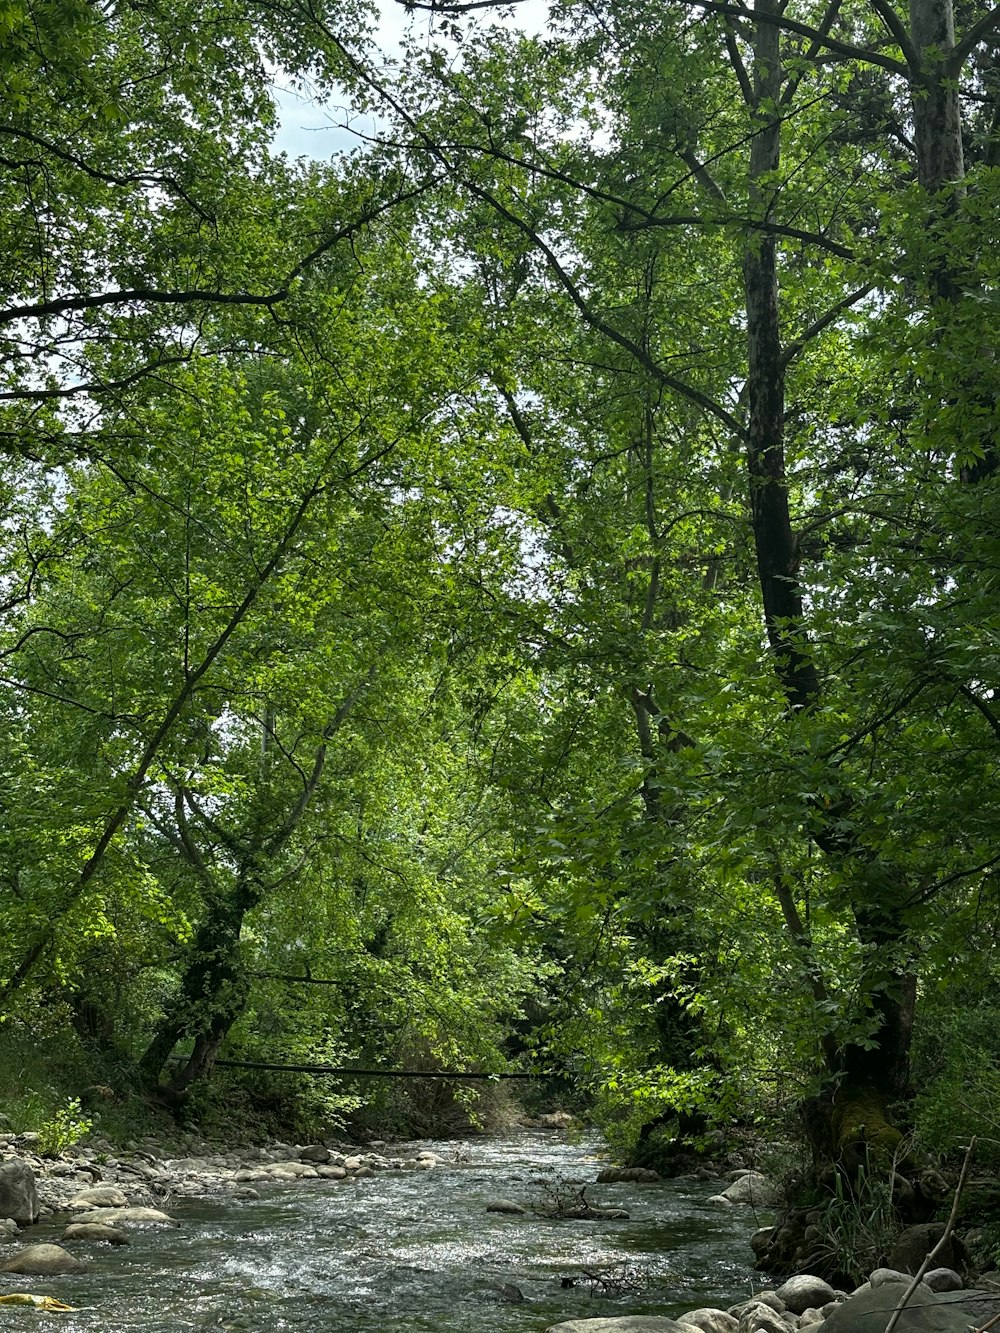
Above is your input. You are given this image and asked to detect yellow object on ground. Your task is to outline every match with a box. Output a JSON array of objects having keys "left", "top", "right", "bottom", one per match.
[{"left": 0, "top": 1293, "right": 77, "bottom": 1311}]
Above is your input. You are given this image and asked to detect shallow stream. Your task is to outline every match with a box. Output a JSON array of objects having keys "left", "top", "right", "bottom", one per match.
[{"left": 18, "top": 1133, "right": 771, "bottom": 1332}]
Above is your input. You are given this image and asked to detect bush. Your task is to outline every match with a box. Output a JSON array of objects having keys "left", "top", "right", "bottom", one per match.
[{"left": 910, "top": 996, "right": 1000, "bottom": 1165}]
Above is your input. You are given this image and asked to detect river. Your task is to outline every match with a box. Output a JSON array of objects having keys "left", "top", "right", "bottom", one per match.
[{"left": 28, "top": 1132, "right": 771, "bottom": 1332}]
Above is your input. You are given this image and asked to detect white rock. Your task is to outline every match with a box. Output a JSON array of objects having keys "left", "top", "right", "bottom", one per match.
[
  {"left": 923, "top": 1269, "right": 963, "bottom": 1293},
  {"left": 776, "top": 1276, "right": 837, "bottom": 1315},
  {"left": 721, "top": 1172, "right": 781, "bottom": 1206},
  {"left": 680, "top": 1307, "right": 739, "bottom": 1333}
]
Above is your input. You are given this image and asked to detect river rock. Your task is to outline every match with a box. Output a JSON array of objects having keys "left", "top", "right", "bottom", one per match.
[
  {"left": 545, "top": 1320, "right": 693, "bottom": 1333},
  {"left": 0, "top": 1160, "right": 39, "bottom": 1226},
  {"left": 79, "top": 1206, "right": 179, "bottom": 1227},
  {"left": 777, "top": 1276, "right": 838, "bottom": 1314},
  {"left": 733, "top": 1292, "right": 786, "bottom": 1314},
  {"left": 61, "top": 1222, "right": 130, "bottom": 1245},
  {"left": 67, "top": 1185, "right": 129, "bottom": 1210},
  {"left": 720, "top": 1172, "right": 781, "bottom": 1206},
  {"left": 923, "top": 1269, "right": 964, "bottom": 1293},
  {"left": 538, "top": 1112, "right": 576, "bottom": 1129},
  {"left": 317, "top": 1165, "right": 347, "bottom": 1180},
  {"left": 267, "top": 1166, "right": 300, "bottom": 1181},
  {"left": 888, "top": 1224, "right": 964, "bottom": 1275},
  {"left": 822, "top": 1283, "right": 983, "bottom": 1333},
  {"left": 486, "top": 1200, "right": 527, "bottom": 1214},
  {"left": 680, "top": 1307, "right": 739, "bottom": 1333},
  {"left": 597, "top": 1167, "right": 662, "bottom": 1184},
  {"left": 0, "top": 1243, "right": 86, "bottom": 1275},
  {"left": 738, "top": 1301, "right": 793, "bottom": 1333},
  {"left": 869, "top": 1269, "right": 922, "bottom": 1289},
  {"left": 298, "top": 1145, "right": 330, "bottom": 1164}
]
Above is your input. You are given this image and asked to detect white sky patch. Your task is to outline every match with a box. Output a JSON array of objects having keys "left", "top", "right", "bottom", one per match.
[{"left": 271, "top": 0, "right": 552, "bottom": 162}]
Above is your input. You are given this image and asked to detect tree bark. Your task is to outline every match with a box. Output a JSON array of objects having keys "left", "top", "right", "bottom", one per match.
[
  {"left": 740, "top": 0, "right": 918, "bottom": 1183},
  {"left": 139, "top": 884, "right": 255, "bottom": 1092}
]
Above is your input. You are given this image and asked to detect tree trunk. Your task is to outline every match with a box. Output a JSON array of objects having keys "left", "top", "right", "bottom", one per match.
[
  {"left": 741, "top": 0, "right": 919, "bottom": 1193},
  {"left": 139, "top": 885, "right": 254, "bottom": 1093}
]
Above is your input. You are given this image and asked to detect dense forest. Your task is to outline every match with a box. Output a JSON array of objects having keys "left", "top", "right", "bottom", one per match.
[{"left": 2, "top": 0, "right": 1000, "bottom": 1276}]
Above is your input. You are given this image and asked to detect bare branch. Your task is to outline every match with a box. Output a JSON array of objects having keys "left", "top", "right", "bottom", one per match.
[
  {"left": 781, "top": 282, "right": 876, "bottom": 367},
  {"left": 696, "top": 0, "right": 910, "bottom": 74}
]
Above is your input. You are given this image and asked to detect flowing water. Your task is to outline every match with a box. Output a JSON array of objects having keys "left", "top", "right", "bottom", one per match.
[{"left": 16, "top": 1133, "right": 772, "bottom": 1332}]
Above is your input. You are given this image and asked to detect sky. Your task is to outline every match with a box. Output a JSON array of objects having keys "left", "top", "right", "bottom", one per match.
[{"left": 270, "top": 0, "right": 551, "bottom": 161}]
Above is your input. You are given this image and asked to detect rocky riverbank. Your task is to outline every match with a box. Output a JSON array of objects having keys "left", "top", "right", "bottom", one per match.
[
  {"left": 0, "top": 1130, "right": 441, "bottom": 1273},
  {"left": 544, "top": 1270, "right": 1000, "bottom": 1333}
]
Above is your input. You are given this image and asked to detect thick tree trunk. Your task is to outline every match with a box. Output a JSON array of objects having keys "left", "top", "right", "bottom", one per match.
[
  {"left": 909, "top": 0, "right": 965, "bottom": 202},
  {"left": 741, "top": 0, "right": 919, "bottom": 1193},
  {"left": 139, "top": 886, "right": 254, "bottom": 1094}
]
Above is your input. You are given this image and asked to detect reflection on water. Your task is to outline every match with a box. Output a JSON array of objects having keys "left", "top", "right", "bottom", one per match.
[{"left": 10, "top": 1134, "right": 771, "bottom": 1333}]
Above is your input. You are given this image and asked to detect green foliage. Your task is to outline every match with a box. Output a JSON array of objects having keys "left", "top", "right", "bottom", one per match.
[
  {"left": 35, "top": 1099, "right": 93, "bottom": 1158},
  {"left": 910, "top": 995, "right": 1000, "bottom": 1166},
  {"left": 810, "top": 1160, "right": 900, "bottom": 1286}
]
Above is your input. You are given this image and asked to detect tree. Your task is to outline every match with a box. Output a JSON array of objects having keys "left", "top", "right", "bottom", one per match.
[{"left": 356, "top": 0, "right": 1000, "bottom": 1210}]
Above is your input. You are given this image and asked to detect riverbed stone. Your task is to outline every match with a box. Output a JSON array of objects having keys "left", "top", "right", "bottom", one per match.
[
  {"left": 79, "top": 1206, "right": 179, "bottom": 1227},
  {"left": 67, "top": 1185, "right": 129, "bottom": 1210},
  {"left": 680, "top": 1306, "right": 739, "bottom": 1333},
  {"left": 0, "top": 1243, "right": 86, "bottom": 1275},
  {"left": 597, "top": 1167, "right": 662, "bottom": 1184},
  {"left": 545, "top": 1320, "right": 693, "bottom": 1333},
  {"left": 821, "top": 1284, "right": 989, "bottom": 1333},
  {"left": 61, "top": 1222, "right": 130, "bottom": 1245},
  {"left": 888, "top": 1224, "right": 964, "bottom": 1275},
  {"left": 298, "top": 1145, "right": 330, "bottom": 1164},
  {"left": 869, "top": 1268, "right": 919, "bottom": 1288},
  {"left": 486, "top": 1199, "right": 527, "bottom": 1214},
  {"left": 777, "top": 1276, "right": 838, "bottom": 1314},
  {"left": 734, "top": 1292, "right": 786, "bottom": 1314},
  {"left": 0, "top": 1160, "right": 39, "bottom": 1226},
  {"left": 317, "top": 1165, "right": 347, "bottom": 1180},
  {"left": 721, "top": 1172, "right": 781, "bottom": 1206},
  {"left": 738, "top": 1301, "right": 792, "bottom": 1333},
  {"left": 923, "top": 1268, "right": 964, "bottom": 1293}
]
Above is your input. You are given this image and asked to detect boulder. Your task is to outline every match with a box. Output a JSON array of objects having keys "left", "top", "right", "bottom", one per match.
[
  {"left": 923, "top": 1269, "right": 963, "bottom": 1293},
  {"left": 298, "top": 1145, "right": 330, "bottom": 1164},
  {"left": 738, "top": 1300, "right": 792, "bottom": 1333},
  {"left": 822, "top": 1282, "right": 992, "bottom": 1333},
  {"left": 0, "top": 1160, "right": 39, "bottom": 1226},
  {"left": 487, "top": 1200, "right": 527, "bottom": 1214},
  {"left": 545, "top": 1320, "right": 693, "bottom": 1333},
  {"left": 797, "top": 1310, "right": 824, "bottom": 1328},
  {"left": 538, "top": 1112, "right": 576, "bottom": 1129},
  {"left": 61, "top": 1222, "right": 130, "bottom": 1245},
  {"left": 888, "top": 1224, "right": 965, "bottom": 1276},
  {"left": 597, "top": 1167, "right": 662, "bottom": 1184},
  {"left": 721, "top": 1172, "right": 781, "bottom": 1207},
  {"left": 0, "top": 1243, "right": 86, "bottom": 1275},
  {"left": 870, "top": 1269, "right": 920, "bottom": 1289},
  {"left": 680, "top": 1307, "right": 739, "bottom": 1333},
  {"left": 777, "top": 1276, "right": 837, "bottom": 1315},
  {"left": 78, "top": 1206, "right": 178, "bottom": 1227},
  {"left": 67, "top": 1185, "right": 129, "bottom": 1210}
]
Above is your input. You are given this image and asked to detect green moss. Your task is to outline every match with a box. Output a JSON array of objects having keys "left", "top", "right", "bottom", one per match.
[{"left": 832, "top": 1087, "right": 904, "bottom": 1168}]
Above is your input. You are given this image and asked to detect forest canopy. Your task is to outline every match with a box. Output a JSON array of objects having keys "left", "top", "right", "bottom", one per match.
[{"left": 1, "top": 0, "right": 999, "bottom": 1241}]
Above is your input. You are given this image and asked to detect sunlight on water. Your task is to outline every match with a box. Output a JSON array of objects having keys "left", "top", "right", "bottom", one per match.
[{"left": 10, "top": 1134, "right": 769, "bottom": 1333}]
